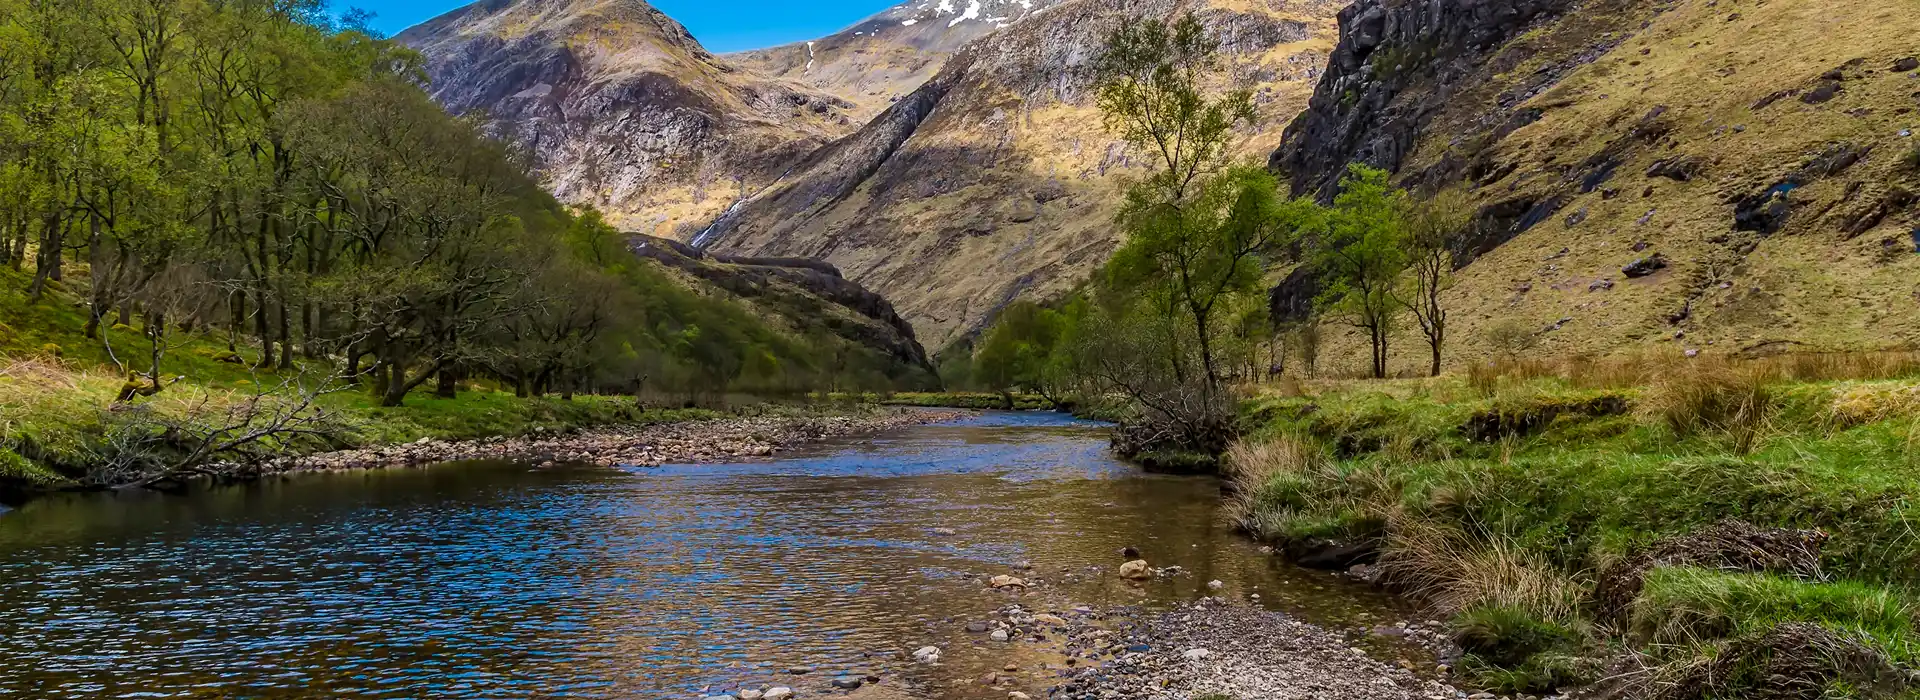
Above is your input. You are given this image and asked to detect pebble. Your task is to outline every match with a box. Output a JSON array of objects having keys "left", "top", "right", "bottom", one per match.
[
  {"left": 830, "top": 676, "right": 863, "bottom": 690},
  {"left": 763, "top": 688, "right": 793, "bottom": 700},
  {"left": 251, "top": 411, "right": 966, "bottom": 474}
]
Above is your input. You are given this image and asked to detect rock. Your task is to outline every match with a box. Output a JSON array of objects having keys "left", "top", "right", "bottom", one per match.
[
  {"left": 912, "top": 646, "right": 941, "bottom": 663},
  {"left": 932, "top": 527, "right": 957, "bottom": 536},
  {"left": 1645, "top": 156, "right": 1702, "bottom": 181},
  {"left": 966, "top": 620, "right": 992, "bottom": 633},
  {"left": 989, "top": 575, "right": 1026, "bottom": 588},
  {"left": 763, "top": 688, "right": 793, "bottom": 700},
  {"left": 739, "top": 692, "right": 763, "bottom": 700},
  {"left": 1589, "top": 278, "right": 1615, "bottom": 292},
  {"left": 1033, "top": 613, "right": 1067, "bottom": 627},
  {"left": 831, "top": 676, "right": 863, "bottom": 690},
  {"left": 787, "top": 666, "right": 813, "bottom": 675},
  {"left": 990, "top": 629, "right": 1011, "bottom": 642},
  {"left": 1622, "top": 253, "right": 1668, "bottom": 278},
  {"left": 1011, "top": 560, "right": 1033, "bottom": 570},
  {"left": 1801, "top": 81, "right": 1841, "bottom": 104},
  {"left": 704, "top": 695, "right": 736, "bottom": 700},
  {"left": 1008, "top": 693, "right": 1031, "bottom": 700},
  {"left": 1206, "top": 580, "right": 1224, "bottom": 590},
  {"left": 1118, "top": 560, "right": 1152, "bottom": 580},
  {"left": 1182, "top": 648, "right": 1211, "bottom": 660},
  {"left": 1894, "top": 57, "right": 1919, "bottom": 73}
]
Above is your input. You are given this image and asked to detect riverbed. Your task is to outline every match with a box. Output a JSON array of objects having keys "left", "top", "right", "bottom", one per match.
[{"left": 0, "top": 411, "right": 1420, "bottom": 698}]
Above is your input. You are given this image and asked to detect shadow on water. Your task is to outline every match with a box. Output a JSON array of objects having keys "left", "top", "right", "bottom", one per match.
[{"left": 0, "top": 411, "right": 1417, "bottom": 698}]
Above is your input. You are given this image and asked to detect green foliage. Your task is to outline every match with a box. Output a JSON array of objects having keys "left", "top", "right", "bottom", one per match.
[
  {"left": 972, "top": 300, "right": 1071, "bottom": 401},
  {"left": 1316, "top": 165, "right": 1412, "bottom": 378}
]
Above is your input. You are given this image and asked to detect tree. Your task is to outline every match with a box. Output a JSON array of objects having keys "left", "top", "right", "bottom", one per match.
[
  {"left": 1392, "top": 192, "right": 1472, "bottom": 376},
  {"left": 1316, "top": 165, "right": 1409, "bottom": 379},
  {"left": 973, "top": 300, "right": 1067, "bottom": 406}
]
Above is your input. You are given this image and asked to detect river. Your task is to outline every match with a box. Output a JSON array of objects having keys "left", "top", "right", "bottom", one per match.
[{"left": 0, "top": 411, "right": 1413, "bottom": 698}]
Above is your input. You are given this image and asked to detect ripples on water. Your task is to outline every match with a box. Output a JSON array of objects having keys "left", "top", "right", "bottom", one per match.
[{"left": 0, "top": 411, "right": 1405, "bottom": 698}]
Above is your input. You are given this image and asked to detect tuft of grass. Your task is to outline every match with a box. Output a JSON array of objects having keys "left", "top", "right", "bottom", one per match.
[
  {"left": 1630, "top": 567, "right": 1919, "bottom": 663},
  {"left": 1379, "top": 513, "right": 1589, "bottom": 619},
  {"left": 1639, "top": 358, "right": 1776, "bottom": 452}
]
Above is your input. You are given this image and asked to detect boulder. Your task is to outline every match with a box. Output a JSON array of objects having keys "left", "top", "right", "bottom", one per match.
[
  {"left": 1621, "top": 253, "right": 1668, "bottom": 278},
  {"left": 1118, "top": 559, "right": 1151, "bottom": 579}
]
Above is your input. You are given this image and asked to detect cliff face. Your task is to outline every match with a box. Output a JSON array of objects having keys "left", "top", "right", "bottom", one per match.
[
  {"left": 700, "top": 0, "right": 1345, "bottom": 351},
  {"left": 1271, "top": 0, "right": 1920, "bottom": 370},
  {"left": 396, "top": 0, "right": 860, "bottom": 237}
]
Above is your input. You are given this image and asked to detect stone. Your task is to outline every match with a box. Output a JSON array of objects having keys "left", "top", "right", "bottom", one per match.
[
  {"left": 831, "top": 676, "right": 863, "bottom": 690},
  {"left": 989, "top": 629, "right": 1011, "bottom": 642},
  {"left": 1206, "top": 579, "right": 1224, "bottom": 590},
  {"left": 1118, "top": 559, "right": 1151, "bottom": 579},
  {"left": 966, "top": 621, "right": 992, "bottom": 633},
  {"left": 1182, "top": 648, "right": 1211, "bottom": 660},
  {"left": 764, "top": 689, "right": 794, "bottom": 700},
  {"left": 1802, "top": 81, "right": 1841, "bottom": 104},
  {"left": 1894, "top": 57, "right": 1919, "bottom": 73},
  {"left": 739, "top": 692, "right": 763, "bottom": 700},
  {"left": 787, "top": 666, "right": 813, "bottom": 674},
  {"left": 1033, "top": 613, "right": 1067, "bottom": 626},
  {"left": 912, "top": 646, "right": 941, "bottom": 663},
  {"left": 989, "top": 575, "right": 1026, "bottom": 588},
  {"left": 1622, "top": 253, "right": 1668, "bottom": 278},
  {"left": 932, "top": 528, "right": 957, "bottom": 536},
  {"left": 1009, "top": 693, "right": 1032, "bottom": 700}
]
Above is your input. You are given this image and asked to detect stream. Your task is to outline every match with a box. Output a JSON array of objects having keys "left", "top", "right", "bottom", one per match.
[{"left": 0, "top": 411, "right": 1415, "bottom": 698}]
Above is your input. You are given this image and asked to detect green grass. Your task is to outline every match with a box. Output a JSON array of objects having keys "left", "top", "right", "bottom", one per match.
[
  {"left": 1632, "top": 568, "right": 1919, "bottom": 663},
  {"left": 0, "top": 266, "right": 761, "bottom": 491},
  {"left": 1233, "top": 373, "right": 1920, "bottom": 694}
]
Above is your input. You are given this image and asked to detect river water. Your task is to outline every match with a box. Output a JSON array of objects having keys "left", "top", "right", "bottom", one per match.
[{"left": 0, "top": 411, "right": 1412, "bottom": 699}]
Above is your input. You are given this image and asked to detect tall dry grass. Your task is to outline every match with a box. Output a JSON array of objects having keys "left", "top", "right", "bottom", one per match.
[
  {"left": 1639, "top": 358, "right": 1778, "bottom": 452},
  {"left": 1468, "top": 350, "right": 1920, "bottom": 392},
  {"left": 1377, "top": 511, "right": 1589, "bottom": 620}
]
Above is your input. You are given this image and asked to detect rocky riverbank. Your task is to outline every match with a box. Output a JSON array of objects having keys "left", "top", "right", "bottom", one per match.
[
  {"left": 1041, "top": 598, "right": 1470, "bottom": 700},
  {"left": 245, "top": 408, "right": 970, "bottom": 473}
]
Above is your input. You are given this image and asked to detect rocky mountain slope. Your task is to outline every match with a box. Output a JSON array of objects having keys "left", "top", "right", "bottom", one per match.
[
  {"left": 1272, "top": 0, "right": 1920, "bottom": 372},
  {"left": 699, "top": 0, "right": 1346, "bottom": 351},
  {"left": 723, "top": 0, "right": 1073, "bottom": 123},
  {"left": 396, "top": 0, "right": 862, "bottom": 237}
]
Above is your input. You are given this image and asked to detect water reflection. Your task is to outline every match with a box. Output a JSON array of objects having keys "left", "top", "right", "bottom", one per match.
[{"left": 0, "top": 411, "right": 1407, "bottom": 698}]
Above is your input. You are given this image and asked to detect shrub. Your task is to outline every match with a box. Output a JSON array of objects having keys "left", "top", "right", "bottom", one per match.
[{"left": 1379, "top": 513, "right": 1588, "bottom": 619}]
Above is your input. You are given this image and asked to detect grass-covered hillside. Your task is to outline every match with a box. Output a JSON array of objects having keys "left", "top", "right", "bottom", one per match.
[
  {"left": 1275, "top": 0, "right": 1920, "bottom": 376},
  {"left": 1227, "top": 352, "right": 1920, "bottom": 697}
]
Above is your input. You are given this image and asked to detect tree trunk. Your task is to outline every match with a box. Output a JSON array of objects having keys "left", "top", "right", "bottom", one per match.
[
  {"left": 253, "top": 287, "right": 274, "bottom": 367},
  {"left": 435, "top": 366, "right": 457, "bottom": 399}
]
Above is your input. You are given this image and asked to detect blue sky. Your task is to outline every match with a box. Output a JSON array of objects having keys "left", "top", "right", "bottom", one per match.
[{"left": 356, "top": 0, "right": 895, "bottom": 52}]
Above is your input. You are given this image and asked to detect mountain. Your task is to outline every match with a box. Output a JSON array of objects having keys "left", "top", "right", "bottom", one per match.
[
  {"left": 395, "top": 0, "right": 862, "bottom": 237},
  {"left": 723, "top": 0, "right": 1074, "bottom": 123},
  {"left": 698, "top": 0, "right": 1346, "bottom": 351},
  {"left": 627, "top": 235, "right": 939, "bottom": 385},
  {"left": 1271, "top": 0, "right": 1920, "bottom": 370}
]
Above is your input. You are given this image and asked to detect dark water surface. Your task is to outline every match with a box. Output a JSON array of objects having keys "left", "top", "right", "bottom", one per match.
[{"left": 0, "top": 411, "right": 1409, "bottom": 698}]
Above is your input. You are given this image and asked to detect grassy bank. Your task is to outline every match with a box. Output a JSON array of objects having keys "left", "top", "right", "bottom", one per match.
[
  {"left": 0, "top": 357, "right": 732, "bottom": 491},
  {"left": 1227, "top": 355, "right": 1920, "bottom": 698}
]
